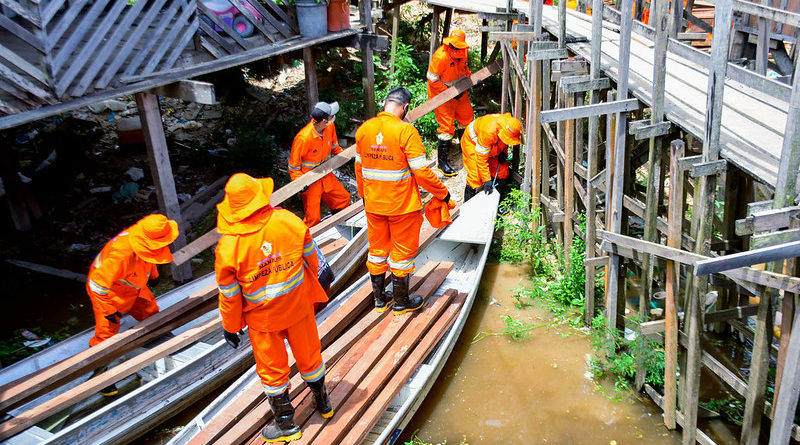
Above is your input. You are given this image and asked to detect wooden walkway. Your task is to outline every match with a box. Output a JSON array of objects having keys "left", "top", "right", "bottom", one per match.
[{"left": 426, "top": 0, "right": 790, "bottom": 189}]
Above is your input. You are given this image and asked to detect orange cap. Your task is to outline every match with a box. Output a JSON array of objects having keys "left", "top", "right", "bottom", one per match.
[
  {"left": 443, "top": 29, "right": 469, "bottom": 49},
  {"left": 217, "top": 173, "right": 274, "bottom": 224},
  {"left": 498, "top": 113, "right": 522, "bottom": 146},
  {"left": 129, "top": 214, "right": 179, "bottom": 264}
]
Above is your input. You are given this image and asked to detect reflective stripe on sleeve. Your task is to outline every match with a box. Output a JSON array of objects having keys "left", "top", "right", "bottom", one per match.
[
  {"left": 468, "top": 122, "right": 490, "bottom": 155},
  {"left": 361, "top": 167, "right": 411, "bottom": 182},
  {"left": 355, "top": 153, "right": 362, "bottom": 164},
  {"left": 442, "top": 75, "right": 466, "bottom": 86},
  {"left": 88, "top": 279, "right": 109, "bottom": 296},
  {"left": 117, "top": 278, "right": 139, "bottom": 289},
  {"left": 407, "top": 155, "right": 428, "bottom": 170},
  {"left": 242, "top": 271, "right": 304, "bottom": 304},
  {"left": 426, "top": 71, "right": 440, "bottom": 82},
  {"left": 219, "top": 281, "right": 242, "bottom": 298},
  {"left": 303, "top": 242, "right": 315, "bottom": 257}
]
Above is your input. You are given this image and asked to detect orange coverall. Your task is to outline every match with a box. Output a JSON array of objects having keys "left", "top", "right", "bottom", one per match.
[
  {"left": 289, "top": 120, "right": 351, "bottom": 227},
  {"left": 427, "top": 45, "right": 474, "bottom": 141},
  {"left": 355, "top": 111, "right": 450, "bottom": 277},
  {"left": 215, "top": 207, "right": 329, "bottom": 395},
  {"left": 461, "top": 114, "right": 512, "bottom": 189},
  {"left": 86, "top": 230, "right": 160, "bottom": 346}
]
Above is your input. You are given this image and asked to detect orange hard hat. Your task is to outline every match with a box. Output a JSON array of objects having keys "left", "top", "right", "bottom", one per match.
[
  {"left": 217, "top": 173, "right": 274, "bottom": 224},
  {"left": 498, "top": 113, "right": 522, "bottom": 146},
  {"left": 443, "top": 29, "right": 469, "bottom": 49},
  {"left": 129, "top": 214, "right": 179, "bottom": 264}
]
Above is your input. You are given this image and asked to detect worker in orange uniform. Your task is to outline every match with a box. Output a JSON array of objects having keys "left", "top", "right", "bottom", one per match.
[
  {"left": 461, "top": 113, "right": 522, "bottom": 207},
  {"left": 355, "top": 87, "right": 454, "bottom": 314},
  {"left": 215, "top": 173, "right": 332, "bottom": 443},
  {"left": 427, "top": 29, "right": 474, "bottom": 177},
  {"left": 86, "top": 213, "right": 179, "bottom": 395},
  {"left": 289, "top": 101, "right": 351, "bottom": 227}
]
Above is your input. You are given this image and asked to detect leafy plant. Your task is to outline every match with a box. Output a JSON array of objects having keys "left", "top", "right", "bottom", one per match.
[
  {"left": 470, "top": 314, "right": 555, "bottom": 344},
  {"left": 699, "top": 396, "right": 745, "bottom": 426},
  {"left": 493, "top": 189, "right": 552, "bottom": 275}
]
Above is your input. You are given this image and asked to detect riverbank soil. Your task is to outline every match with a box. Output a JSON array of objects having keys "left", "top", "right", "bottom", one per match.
[{"left": 401, "top": 264, "right": 682, "bottom": 444}]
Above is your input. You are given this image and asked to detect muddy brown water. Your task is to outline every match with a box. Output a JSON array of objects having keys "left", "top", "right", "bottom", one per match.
[{"left": 399, "top": 264, "right": 681, "bottom": 445}]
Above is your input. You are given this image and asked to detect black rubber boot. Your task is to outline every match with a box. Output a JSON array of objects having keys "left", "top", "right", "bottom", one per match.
[
  {"left": 371, "top": 273, "right": 393, "bottom": 313},
  {"left": 391, "top": 274, "right": 424, "bottom": 315},
  {"left": 496, "top": 179, "right": 509, "bottom": 216},
  {"left": 437, "top": 139, "right": 457, "bottom": 177},
  {"left": 464, "top": 184, "right": 478, "bottom": 202},
  {"left": 307, "top": 378, "right": 334, "bottom": 419},
  {"left": 99, "top": 384, "right": 119, "bottom": 397},
  {"left": 262, "top": 391, "right": 302, "bottom": 443}
]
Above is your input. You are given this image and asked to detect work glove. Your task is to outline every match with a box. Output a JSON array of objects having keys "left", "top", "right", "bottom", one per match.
[
  {"left": 301, "top": 185, "right": 309, "bottom": 194},
  {"left": 498, "top": 152, "right": 508, "bottom": 164},
  {"left": 442, "top": 192, "right": 456, "bottom": 209},
  {"left": 483, "top": 180, "right": 494, "bottom": 194},
  {"left": 105, "top": 311, "right": 122, "bottom": 324},
  {"left": 454, "top": 92, "right": 464, "bottom": 100},
  {"left": 224, "top": 330, "right": 243, "bottom": 349},
  {"left": 149, "top": 274, "right": 161, "bottom": 288}
]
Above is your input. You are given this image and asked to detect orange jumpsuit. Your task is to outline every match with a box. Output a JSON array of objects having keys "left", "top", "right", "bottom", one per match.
[
  {"left": 355, "top": 111, "right": 450, "bottom": 277},
  {"left": 289, "top": 120, "right": 351, "bottom": 227},
  {"left": 215, "top": 207, "right": 329, "bottom": 395},
  {"left": 427, "top": 45, "right": 474, "bottom": 141},
  {"left": 87, "top": 230, "right": 160, "bottom": 346},
  {"left": 461, "top": 114, "right": 512, "bottom": 189}
]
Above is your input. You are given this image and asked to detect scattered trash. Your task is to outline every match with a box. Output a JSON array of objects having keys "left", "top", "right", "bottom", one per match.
[
  {"left": 113, "top": 182, "right": 140, "bottom": 204},
  {"left": 126, "top": 167, "right": 145, "bottom": 182},
  {"left": 18, "top": 172, "right": 31, "bottom": 183},
  {"left": 89, "top": 186, "right": 112, "bottom": 194},
  {"left": 650, "top": 307, "right": 664, "bottom": 317},
  {"left": 35, "top": 150, "right": 58, "bottom": 173},
  {"left": 226, "top": 137, "right": 237, "bottom": 146},
  {"left": 489, "top": 297, "right": 501, "bottom": 307},
  {"left": 15, "top": 129, "right": 39, "bottom": 144},
  {"left": 191, "top": 258, "right": 205, "bottom": 265},
  {"left": 68, "top": 243, "right": 91, "bottom": 252},
  {"left": 208, "top": 148, "right": 229, "bottom": 156},
  {"left": 178, "top": 193, "right": 192, "bottom": 203},
  {"left": 88, "top": 99, "right": 128, "bottom": 113},
  {"left": 21, "top": 330, "right": 51, "bottom": 348}
]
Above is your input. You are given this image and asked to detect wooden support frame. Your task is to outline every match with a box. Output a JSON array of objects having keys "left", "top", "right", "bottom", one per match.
[
  {"left": 541, "top": 98, "right": 640, "bottom": 123},
  {"left": 147, "top": 80, "right": 216, "bottom": 105}
]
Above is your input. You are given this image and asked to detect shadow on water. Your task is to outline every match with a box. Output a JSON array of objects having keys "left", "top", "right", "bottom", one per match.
[{"left": 399, "top": 263, "right": 682, "bottom": 445}]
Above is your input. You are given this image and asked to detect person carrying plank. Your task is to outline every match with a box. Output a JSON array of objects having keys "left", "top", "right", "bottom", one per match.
[
  {"left": 289, "top": 101, "right": 351, "bottom": 227},
  {"left": 427, "top": 29, "right": 474, "bottom": 177},
  {"left": 86, "top": 213, "right": 179, "bottom": 396},
  {"left": 461, "top": 113, "right": 522, "bottom": 209},
  {"left": 214, "top": 173, "right": 332, "bottom": 443},
  {"left": 355, "top": 87, "right": 455, "bottom": 315}
]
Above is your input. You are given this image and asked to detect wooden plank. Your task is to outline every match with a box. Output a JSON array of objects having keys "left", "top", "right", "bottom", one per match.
[
  {"left": 160, "top": 20, "right": 203, "bottom": 76},
  {"left": 339, "top": 292, "right": 466, "bottom": 444},
  {"left": 0, "top": 313, "right": 222, "bottom": 441},
  {"left": 309, "top": 200, "right": 364, "bottom": 237},
  {"left": 640, "top": 304, "right": 759, "bottom": 334},
  {"left": 196, "top": 2, "right": 249, "bottom": 51},
  {"left": 643, "top": 385, "right": 718, "bottom": 445},
  {"left": 256, "top": 0, "right": 300, "bottom": 34},
  {"left": 198, "top": 21, "right": 236, "bottom": 56},
  {"left": 139, "top": 5, "right": 197, "bottom": 76},
  {"left": 5, "top": 259, "right": 84, "bottom": 282},
  {"left": 51, "top": 0, "right": 115, "bottom": 76},
  {"left": 689, "top": 159, "right": 727, "bottom": 178},
  {"left": 228, "top": 0, "right": 280, "bottom": 42},
  {"left": 733, "top": 0, "right": 800, "bottom": 27},
  {"left": 540, "top": 98, "right": 640, "bottom": 123},
  {"left": 149, "top": 80, "right": 216, "bottom": 105},
  {"left": 0, "top": 0, "right": 40, "bottom": 27},
  {"left": 561, "top": 76, "right": 611, "bottom": 93},
  {"left": 0, "top": 61, "right": 54, "bottom": 103},
  {"left": 44, "top": 0, "right": 90, "bottom": 53},
  {"left": 121, "top": 1, "right": 186, "bottom": 78},
  {"left": 319, "top": 238, "right": 348, "bottom": 257},
  {"left": 736, "top": 206, "right": 800, "bottom": 236},
  {"left": 628, "top": 120, "right": 671, "bottom": 140},
  {"left": 137, "top": 92, "right": 192, "bottom": 282},
  {"left": 530, "top": 48, "right": 569, "bottom": 60},
  {"left": 0, "top": 44, "right": 47, "bottom": 85},
  {"left": 0, "top": 283, "right": 217, "bottom": 413},
  {"left": 695, "top": 240, "right": 800, "bottom": 275}
]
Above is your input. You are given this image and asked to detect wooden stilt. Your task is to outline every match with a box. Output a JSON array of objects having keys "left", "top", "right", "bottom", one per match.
[
  {"left": 604, "top": 90, "right": 617, "bottom": 300},
  {"left": 303, "top": 47, "right": 318, "bottom": 116},
  {"left": 389, "top": 3, "right": 400, "bottom": 76},
  {"left": 441, "top": 8, "right": 452, "bottom": 41},
  {"left": 481, "top": 19, "right": 489, "bottom": 63},
  {"left": 360, "top": 0, "right": 376, "bottom": 120},
  {"left": 135, "top": 92, "right": 192, "bottom": 282},
  {"left": 564, "top": 92, "right": 576, "bottom": 267},
  {"left": 756, "top": 0, "right": 772, "bottom": 76},
  {"left": 428, "top": 6, "right": 441, "bottom": 63},
  {"left": 0, "top": 148, "right": 32, "bottom": 231}
]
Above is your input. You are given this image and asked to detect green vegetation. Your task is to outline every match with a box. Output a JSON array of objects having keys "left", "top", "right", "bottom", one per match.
[
  {"left": 405, "top": 433, "right": 470, "bottom": 445},
  {"left": 0, "top": 324, "right": 79, "bottom": 365},
  {"left": 699, "top": 396, "right": 745, "bottom": 426},
  {"left": 493, "top": 189, "right": 552, "bottom": 275}
]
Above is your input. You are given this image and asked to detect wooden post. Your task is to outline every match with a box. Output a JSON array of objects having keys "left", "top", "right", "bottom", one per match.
[
  {"left": 766, "top": 39, "right": 800, "bottom": 445},
  {"left": 636, "top": 0, "right": 670, "bottom": 390},
  {"left": 303, "top": 47, "right": 318, "bottom": 116},
  {"left": 756, "top": 0, "right": 773, "bottom": 76},
  {"left": 500, "top": 0, "right": 513, "bottom": 114},
  {"left": 542, "top": 54, "right": 552, "bottom": 205},
  {"left": 514, "top": 42, "right": 525, "bottom": 123},
  {"left": 670, "top": 0, "right": 684, "bottom": 38},
  {"left": 604, "top": 90, "right": 616, "bottom": 300},
  {"left": 0, "top": 148, "right": 35, "bottom": 231},
  {"left": 556, "top": 90, "right": 565, "bottom": 246},
  {"left": 441, "top": 8, "right": 452, "bottom": 41},
  {"left": 684, "top": 1, "right": 733, "bottom": 443},
  {"left": 527, "top": 0, "right": 542, "bottom": 219},
  {"left": 361, "top": 0, "right": 376, "bottom": 120},
  {"left": 428, "top": 6, "right": 441, "bottom": 63},
  {"left": 135, "top": 92, "right": 192, "bottom": 282},
  {"left": 389, "top": 3, "right": 400, "bottom": 76},
  {"left": 585, "top": 0, "right": 604, "bottom": 324},
  {"left": 564, "top": 93, "right": 575, "bottom": 268},
  {"left": 481, "top": 19, "right": 489, "bottom": 63},
  {"left": 605, "top": 0, "right": 634, "bottom": 334},
  {"left": 559, "top": 0, "right": 567, "bottom": 49},
  {"left": 663, "top": 139, "right": 685, "bottom": 430}
]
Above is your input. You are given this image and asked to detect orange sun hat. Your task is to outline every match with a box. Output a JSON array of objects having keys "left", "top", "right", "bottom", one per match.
[
  {"left": 129, "top": 214, "right": 179, "bottom": 264},
  {"left": 443, "top": 29, "right": 469, "bottom": 49},
  {"left": 217, "top": 173, "right": 274, "bottom": 225},
  {"left": 498, "top": 113, "right": 522, "bottom": 146}
]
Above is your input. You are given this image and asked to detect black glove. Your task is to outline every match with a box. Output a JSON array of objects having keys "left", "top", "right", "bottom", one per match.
[
  {"left": 300, "top": 185, "right": 309, "bottom": 194},
  {"left": 442, "top": 192, "right": 451, "bottom": 203},
  {"left": 498, "top": 152, "right": 508, "bottom": 164},
  {"left": 149, "top": 274, "right": 161, "bottom": 288},
  {"left": 483, "top": 180, "right": 494, "bottom": 194},
  {"left": 104, "top": 311, "right": 122, "bottom": 324},
  {"left": 224, "top": 330, "right": 243, "bottom": 349},
  {"left": 454, "top": 92, "right": 464, "bottom": 100}
]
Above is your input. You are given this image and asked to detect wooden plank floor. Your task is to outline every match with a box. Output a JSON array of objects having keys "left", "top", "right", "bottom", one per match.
[{"left": 426, "top": 0, "right": 792, "bottom": 189}]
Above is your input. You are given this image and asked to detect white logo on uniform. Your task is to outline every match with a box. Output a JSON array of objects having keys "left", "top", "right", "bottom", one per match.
[
  {"left": 376, "top": 132, "right": 384, "bottom": 145},
  {"left": 260, "top": 242, "right": 272, "bottom": 257}
]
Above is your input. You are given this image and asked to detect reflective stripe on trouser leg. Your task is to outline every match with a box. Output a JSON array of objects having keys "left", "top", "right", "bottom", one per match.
[
  {"left": 387, "top": 211, "right": 424, "bottom": 278},
  {"left": 366, "top": 212, "right": 391, "bottom": 275},
  {"left": 286, "top": 313, "right": 325, "bottom": 382}
]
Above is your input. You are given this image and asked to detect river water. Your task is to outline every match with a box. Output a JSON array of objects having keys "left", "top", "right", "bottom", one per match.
[{"left": 400, "top": 263, "right": 682, "bottom": 445}]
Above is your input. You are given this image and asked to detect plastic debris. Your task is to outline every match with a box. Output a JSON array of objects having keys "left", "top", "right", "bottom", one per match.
[
  {"left": 89, "top": 186, "right": 112, "bottom": 194},
  {"left": 113, "top": 182, "right": 140, "bottom": 204},
  {"left": 88, "top": 99, "right": 128, "bottom": 113},
  {"left": 126, "top": 167, "right": 145, "bottom": 182}
]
